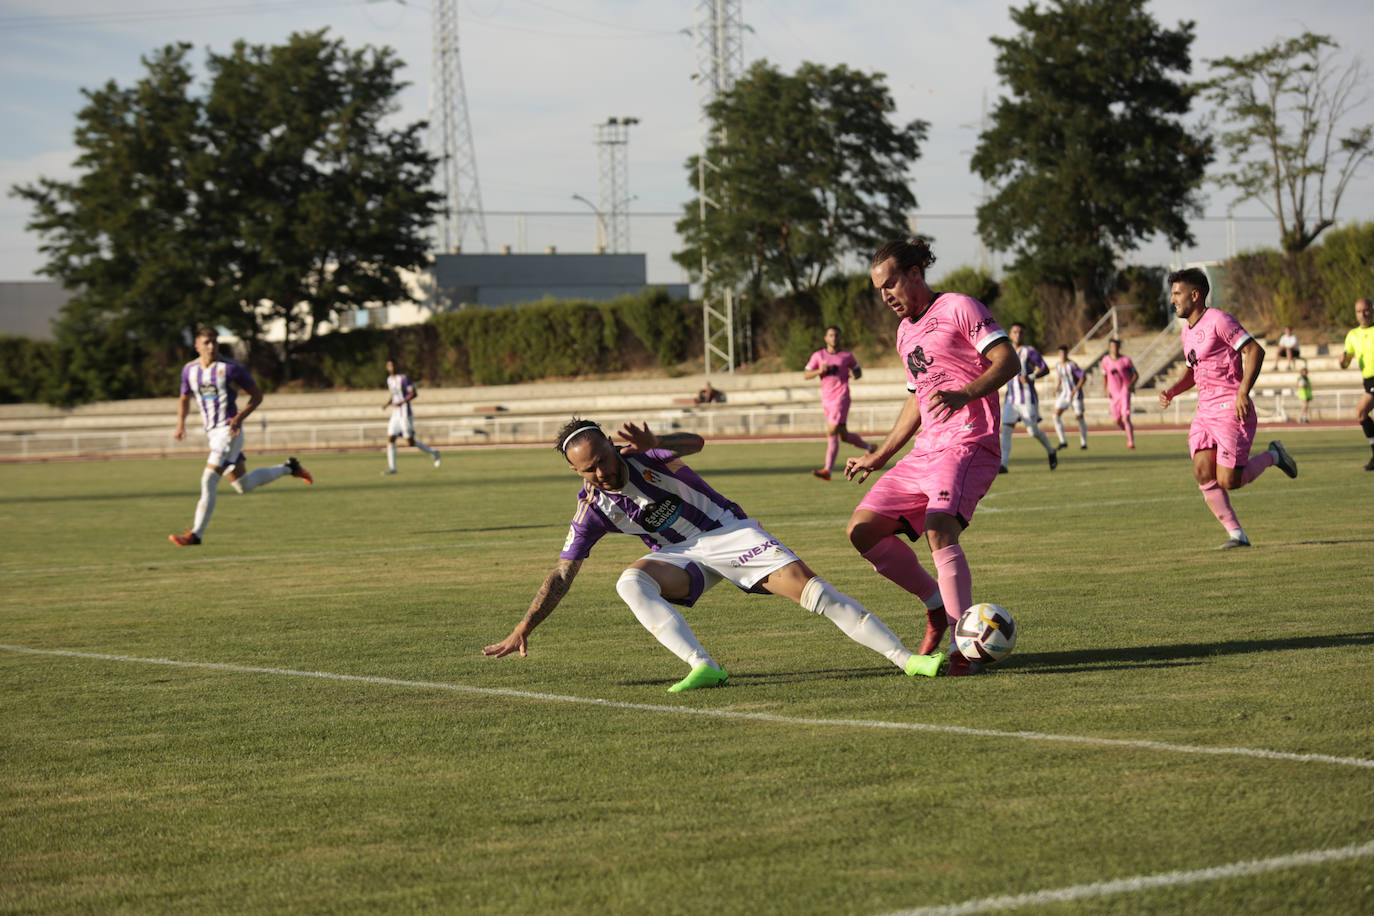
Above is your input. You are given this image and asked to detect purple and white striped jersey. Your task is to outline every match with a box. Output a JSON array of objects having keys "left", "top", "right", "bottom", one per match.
[
  {"left": 560, "top": 448, "right": 748, "bottom": 560},
  {"left": 387, "top": 373, "right": 414, "bottom": 421},
  {"left": 1056, "top": 360, "right": 1085, "bottom": 400},
  {"left": 1006, "top": 346, "right": 1048, "bottom": 407},
  {"left": 179, "top": 359, "right": 255, "bottom": 433}
]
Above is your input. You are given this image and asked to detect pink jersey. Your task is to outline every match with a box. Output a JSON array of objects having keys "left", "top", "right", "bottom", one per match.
[
  {"left": 1181, "top": 308, "right": 1253, "bottom": 412},
  {"left": 897, "top": 293, "right": 1008, "bottom": 458},
  {"left": 1101, "top": 355, "right": 1136, "bottom": 397},
  {"left": 805, "top": 349, "right": 859, "bottom": 406}
]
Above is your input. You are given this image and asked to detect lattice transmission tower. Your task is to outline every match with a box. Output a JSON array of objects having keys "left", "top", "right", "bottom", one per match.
[
  {"left": 595, "top": 117, "right": 638, "bottom": 253},
  {"left": 694, "top": 0, "right": 745, "bottom": 375},
  {"left": 430, "top": 0, "right": 488, "bottom": 253}
]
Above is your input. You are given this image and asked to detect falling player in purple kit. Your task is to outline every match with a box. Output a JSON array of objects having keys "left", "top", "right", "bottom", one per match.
[
  {"left": 803, "top": 325, "right": 876, "bottom": 480},
  {"left": 844, "top": 240, "right": 1020, "bottom": 675},
  {"left": 1157, "top": 269, "right": 1297, "bottom": 549},
  {"left": 1052, "top": 345, "right": 1088, "bottom": 450},
  {"left": 1101, "top": 338, "right": 1139, "bottom": 449},
  {"left": 999, "top": 322, "right": 1058, "bottom": 472},
  {"left": 169, "top": 327, "right": 312, "bottom": 546},
  {"left": 381, "top": 359, "right": 440, "bottom": 475},
  {"left": 482, "top": 418, "right": 946, "bottom": 692}
]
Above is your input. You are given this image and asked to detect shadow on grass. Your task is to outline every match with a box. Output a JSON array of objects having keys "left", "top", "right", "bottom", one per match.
[
  {"left": 1006, "top": 631, "right": 1374, "bottom": 675},
  {"left": 620, "top": 665, "right": 898, "bottom": 689}
]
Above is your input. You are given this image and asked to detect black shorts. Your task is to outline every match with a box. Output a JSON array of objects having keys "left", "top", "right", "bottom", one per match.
[{"left": 1364, "top": 376, "right": 1374, "bottom": 396}]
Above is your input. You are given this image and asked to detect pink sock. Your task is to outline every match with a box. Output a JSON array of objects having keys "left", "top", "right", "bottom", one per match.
[
  {"left": 860, "top": 537, "right": 939, "bottom": 602},
  {"left": 1199, "top": 480, "right": 1241, "bottom": 532},
  {"left": 931, "top": 544, "right": 973, "bottom": 630},
  {"left": 823, "top": 436, "right": 839, "bottom": 472},
  {"left": 1124, "top": 417, "right": 1135, "bottom": 448},
  {"left": 1240, "top": 450, "right": 1274, "bottom": 486},
  {"left": 843, "top": 431, "right": 872, "bottom": 450}
]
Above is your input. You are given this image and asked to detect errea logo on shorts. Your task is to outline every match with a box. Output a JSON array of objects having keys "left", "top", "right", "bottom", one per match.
[{"left": 733, "top": 538, "right": 781, "bottom": 567}]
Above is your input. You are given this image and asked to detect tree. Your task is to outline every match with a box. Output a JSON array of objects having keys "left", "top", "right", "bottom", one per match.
[
  {"left": 1206, "top": 32, "right": 1373, "bottom": 254},
  {"left": 675, "top": 61, "right": 927, "bottom": 300},
  {"left": 11, "top": 30, "right": 440, "bottom": 396},
  {"left": 971, "top": 0, "right": 1212, "bottom": 322}
]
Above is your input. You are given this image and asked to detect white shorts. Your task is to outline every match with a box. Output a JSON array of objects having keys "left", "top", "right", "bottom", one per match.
[
  {"left": 1001, "top": 400, "right": 1041, "bottom": 427},
  {"left": 1054, "top": 392, "right": 1084, "bottom": 416},
  {"left": 387, "top": 410, "right": 415, "bottom": 439},
  {"left": 641, "top": 519, "right": 800, "bottom": 607},
  {"left": 206, "top": 427, "right": 245, "bottom": 470}
]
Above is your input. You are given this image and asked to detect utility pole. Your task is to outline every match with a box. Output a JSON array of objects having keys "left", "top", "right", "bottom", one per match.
[
  {"left": 594, "top": 117, "right": 638, "bottom": 253},
  {"left": 430, "top": 0, "right": 488, "bottom": 253},
  {"left": 694, "top": 0, "right": 744, "bottom": 376}
]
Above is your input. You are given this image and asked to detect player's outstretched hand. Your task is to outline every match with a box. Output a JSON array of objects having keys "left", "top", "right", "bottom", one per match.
[
  {"left": 616, "top": 421, "right": 657, "bottom": 455},
  {"left": 482, "top": 631, "right": 528, "bottom": 659},
  {"left": 844, "top": 450, "right": 885, "bottom": 484}
]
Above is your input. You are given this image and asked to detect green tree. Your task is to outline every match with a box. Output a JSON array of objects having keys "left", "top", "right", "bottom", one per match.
[
  {"left": 11, "top": 30, "right": 439, "bottom": 396},
  {"left": 1206, "top": 32, "right": 1374, "bottom": 254},
  {"left": 675, "top": 61, "right": 926, "bottom": 300},
  {"left": 972, "top": 0, "right": 1212, "bottom": 323}
]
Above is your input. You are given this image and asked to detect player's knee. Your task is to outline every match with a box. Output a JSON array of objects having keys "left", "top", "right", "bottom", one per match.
[
  {"left": 846, "top": 519, "right": 880, "bottom": 553},
  {"left": 616, "top": 567, "right": 661, "bottom": 602}
]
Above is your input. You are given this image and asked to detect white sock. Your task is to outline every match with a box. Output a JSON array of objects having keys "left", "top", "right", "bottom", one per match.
[
  {"left": 1053, "top": 415, "right": 1066, "bottom": 444},
  {"left": 1000, "top": 425, "right": 1013, "bottom": 463},
  {"left": 232, "top": 464, "right": 288, "bottom": 494},
  {"left": 415, "top": 441, "right": 438, "bottom": 459},
  {"left": 387, "top": 442, "right": 398, "bottom": 471},
  {"left": 193, "top": 468, "right": 220, "bottom": 537},
  {"left": 615, "top": 569, "right": 716, "bottom": 669},
  {"left": 1228, "top": 528, "right": 1247, "bottom": 542},
  {"left": 1079, "top": 421, "right": 1088, "bottom": 447},
  {"left": 800, "top": 577, "right": 910, "bottom": 669},
  {"left": 1030, "top": 423, "right": 1055, "bottom": 454}
]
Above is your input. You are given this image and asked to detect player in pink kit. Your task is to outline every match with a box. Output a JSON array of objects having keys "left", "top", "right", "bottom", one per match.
[
  {"left": 1157, "top": 269, "right": 1297, "bottom": 549},
  {"left": 844, "top": 240, "right": 1020, "bottom": 675},
  {"left": 1101, "top": 338, "right": 1139, "bottom": 449},
  {"left": 803, "top": 325, "right": 875, "bottom": 480}
]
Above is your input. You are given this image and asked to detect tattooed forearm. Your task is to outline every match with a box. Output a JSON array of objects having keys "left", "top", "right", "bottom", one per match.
[
  {"left": 655, "top": 431, "right": 704, "bottom": 457},
  {"left": 522, "top": 558, "right": 581, "bottom": 630}
]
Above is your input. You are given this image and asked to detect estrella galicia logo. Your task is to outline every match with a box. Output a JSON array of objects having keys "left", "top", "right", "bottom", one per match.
[
  {"left": 1186, "top": 348, "right": 1198, "bottom": 368},
  {"left": 906, "top": 345, "right": 934, "bottom": 379},
  {"left": 198, "top": 384, "right": 218, "bottom": 399},
  {"left": 642, "top": 496, "right": 682, "bottom": 531}
]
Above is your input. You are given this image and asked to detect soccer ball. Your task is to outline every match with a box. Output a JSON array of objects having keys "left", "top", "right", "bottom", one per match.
[{"left": 954, "top": 603, "right": 1017, "bottom": 664}]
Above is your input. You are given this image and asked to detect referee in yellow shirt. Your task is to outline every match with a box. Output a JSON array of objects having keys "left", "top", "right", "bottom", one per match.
[{"left": 1341, "top": 297, "right": 1374, "bottom": 470}]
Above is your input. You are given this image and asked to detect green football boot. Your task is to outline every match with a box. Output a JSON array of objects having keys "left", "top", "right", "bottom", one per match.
[{"left": 668, "top": 664, "right": 729, "bottom": 693}]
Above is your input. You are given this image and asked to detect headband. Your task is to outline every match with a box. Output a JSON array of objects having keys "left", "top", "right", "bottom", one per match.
[{"left": 560, "top": 424, "right": 601, "bottom": 453}]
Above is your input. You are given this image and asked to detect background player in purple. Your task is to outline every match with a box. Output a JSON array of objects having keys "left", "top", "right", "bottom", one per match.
[
  {"left": 803, "top": 325, "right": 876, "bottom": 480},
  {"left": 482, "top": 417, "right": 945, "bottom": 692},
  {"left": 381, "top": 359, "right": 441, "bottom": 475},
  {"left": 1101, "top": 338, "right": 1139, "bottom": 450},
  {"left": 169, "top": 327, "right": 312, "bottom": 546},
  {"left": 999, "top": 322, "right": 1058, "bottom": 472},
  {"left": 1157, "top": 269, "right": 1297, "bottom": 549},
  {"left": 844, "top": 240, "right": 1020, "bottom": 675},
  {"left": 1052, "top": 345, "right": 1088, "bottom": 450}
]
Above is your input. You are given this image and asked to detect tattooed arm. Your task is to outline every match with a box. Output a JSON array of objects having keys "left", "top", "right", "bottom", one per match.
[
  {"left": 616, "top": 421, "right": 704, "bottom": 459},
  {"left": 482, "top": 557, "right": 584, "bottom": 658}
]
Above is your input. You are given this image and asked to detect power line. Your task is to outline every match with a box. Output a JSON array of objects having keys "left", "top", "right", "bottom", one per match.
[{"left": 0, "top": 0, "right": 352, "bottom": 30}]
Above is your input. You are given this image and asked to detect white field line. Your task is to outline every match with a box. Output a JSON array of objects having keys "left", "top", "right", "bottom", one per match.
[
  {"left": 3, "top": 644, "right": 1373, "bottom": 772},
  {"left": 882, "top": 839, "right": 1374, "bottom": 916},
  {"left": 0, "top": 483, "right": 1346, "bottom": 578}
]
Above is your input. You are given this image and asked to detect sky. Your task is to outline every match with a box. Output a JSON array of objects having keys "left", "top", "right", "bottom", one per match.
[{"left": 2, "top": 0, "right": 1373, "bottom": 288}]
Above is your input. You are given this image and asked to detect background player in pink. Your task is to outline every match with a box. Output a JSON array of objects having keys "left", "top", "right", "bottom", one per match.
[
  {"left": 1101, "top": 338, "right": 1139, "bottom": 449},
  {"left": 1157, "top": 269, "right": 1297, "bottom": 549},
  {"left": 482, "top": 417, "right": 945, "bottom": 691},
  {"left": 381, "top": 359, "right": 440, "bottom": 475},
  {"left": 1053, "top": 344, "right": 1088, "bottom": 450},
  {"left": 169, "top": 327, "right": 312, "bottom": 546},
  {"left": 999, "top": 322, "right": 1058, "bottom": 471},
  {"left": 844, "top": 240, "right": 1019, "bottom": 675},
  {"left": 803, "top": 325, "right": 875, "bottom": 480}
]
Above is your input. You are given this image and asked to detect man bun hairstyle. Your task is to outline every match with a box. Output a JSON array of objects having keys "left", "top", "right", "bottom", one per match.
[{"left": 871, "top": 238, "right": 936, "bottom": 276}]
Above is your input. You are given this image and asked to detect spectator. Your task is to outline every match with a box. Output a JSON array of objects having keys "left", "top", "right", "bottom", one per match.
[
  {"left": 695, "top": 381, "right": 726, "bottom": 404},
  {"left": 1276, "top": 326, "right": 1301, "bottom": 371}
]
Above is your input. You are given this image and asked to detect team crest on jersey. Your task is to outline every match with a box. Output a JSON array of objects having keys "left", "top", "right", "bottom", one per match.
[
  {"left": 1186, "top": 349, "right": 1198, "bottom": 367},
  {"left": 907, "top": 345, "right": 934, "bottom": 378},
  {"left": 642, "top": 468, "right": 660, "bottom": 485}
]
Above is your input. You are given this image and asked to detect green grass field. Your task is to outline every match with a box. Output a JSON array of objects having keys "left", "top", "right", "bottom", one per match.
[{"left": 3, "top": 427, "right": 1372, "bottom": 914}]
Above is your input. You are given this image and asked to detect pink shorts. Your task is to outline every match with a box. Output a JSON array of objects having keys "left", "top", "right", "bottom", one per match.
[
  {"left": 1109, "top": 392, "right": 1131, "bottom": 423},
  {"left": 856, "top": 443, "right": 1000, "bottom": 537},
  {"left": 823, "top": 395, "right": 851, "bottom": 427},
  {"left": 1188, "top": 406, "right": 1257, "bottom": 468}
]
